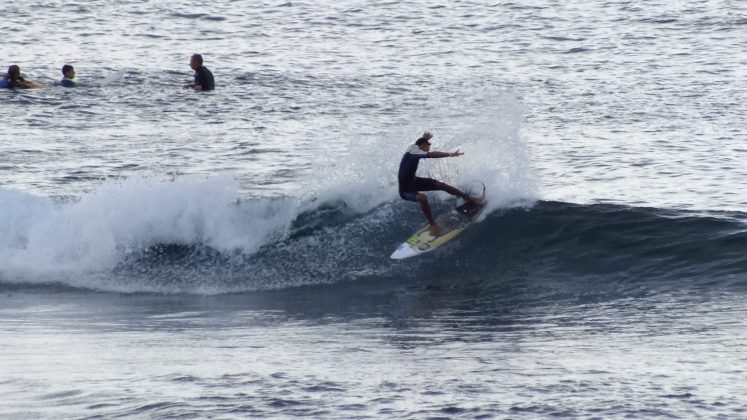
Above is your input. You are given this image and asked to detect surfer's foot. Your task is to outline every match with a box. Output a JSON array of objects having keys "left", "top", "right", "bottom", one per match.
[
  {"left": 468, "top": 195, "right": 484, "bottom": 206},
  {"left": 429, "top": 224, "right": 443, "bottom": 237}
]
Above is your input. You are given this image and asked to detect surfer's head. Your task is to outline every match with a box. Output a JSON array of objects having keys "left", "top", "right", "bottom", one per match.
[
  {"left": 415, "top": 136, "right": 431, "bottom": 151},
  {"left": 190, "top": 54, "right": 203, "bottom": 70},
  {"left": 7, "top": 65, "right": 20, "bottom": 80},
  {"left": 62, "top": 64, "right": 75, "bottom": 79}
]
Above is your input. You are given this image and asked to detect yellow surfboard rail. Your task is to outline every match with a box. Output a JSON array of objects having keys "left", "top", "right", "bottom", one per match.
[{"left": 391, "top": 198, "right": 487, "bottom": 260}]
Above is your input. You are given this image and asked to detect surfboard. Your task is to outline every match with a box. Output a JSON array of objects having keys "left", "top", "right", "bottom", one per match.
[{"left": 390, "top": 188, "right": 487, "bottom": 260}]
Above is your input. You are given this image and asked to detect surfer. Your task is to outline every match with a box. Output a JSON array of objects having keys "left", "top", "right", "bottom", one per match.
[
  {"left": 184, "top": 54, "right": 215, "bottom": 91},
  {"left": 398, "top": 131, "right": 483, "bottom": 236},
  {"left": 60, "top": 64, "right": 77, "bottom": 87}
]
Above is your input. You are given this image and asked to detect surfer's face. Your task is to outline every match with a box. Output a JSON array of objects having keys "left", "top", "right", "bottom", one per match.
[{"left": 418, "top": 141, "right": 431, "bottom": 152}]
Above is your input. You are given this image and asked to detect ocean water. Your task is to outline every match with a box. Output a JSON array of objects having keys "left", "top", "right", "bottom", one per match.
[{"left": 1, "top": 0, "right": 746, "bottom": 418}]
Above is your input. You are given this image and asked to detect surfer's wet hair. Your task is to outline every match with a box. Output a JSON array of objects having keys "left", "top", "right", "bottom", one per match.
[
  {"left": 415, "top": 137, "right": 430, "bottom": 146},
  {"left": 191, "top": 54, "right": 204, "bottom": 65},
  {"left": 62, "top": 64, "right": 74, "bottom": 75},
  {"left": 7, "top": 65, "right": 20, "bottom": 79}
]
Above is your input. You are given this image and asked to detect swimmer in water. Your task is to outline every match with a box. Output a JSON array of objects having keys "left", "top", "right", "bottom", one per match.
[
  {"left": 0, "top": 65, "right": 42, "bottom": 89},
  {"left": 60, "top": 64, "right": 77, "bottom": 87},
  {"left": 183, "top": 54, "right": 214, "bottom": 91}
]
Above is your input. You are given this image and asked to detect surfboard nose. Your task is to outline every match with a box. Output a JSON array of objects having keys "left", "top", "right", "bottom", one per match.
[{"left": 390, "top": 243, "right": 420, "bottom": 260}]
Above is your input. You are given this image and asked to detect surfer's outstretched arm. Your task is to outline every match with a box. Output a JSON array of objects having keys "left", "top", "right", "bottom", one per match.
[{"left": 427, "top": 149, "right": 463, "bottom": 158}]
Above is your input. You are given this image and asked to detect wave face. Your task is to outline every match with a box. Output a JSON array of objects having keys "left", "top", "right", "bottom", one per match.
[
  {"left": 2, "top": 176, "right": 746, "bottom": 295},
  {"left": 439, "top": 201, "right": 747, "bottom": 301}
]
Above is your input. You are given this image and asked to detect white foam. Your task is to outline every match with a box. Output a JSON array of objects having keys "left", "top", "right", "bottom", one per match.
[
  {"left": 98, "top": 70, "right": 127, "bottom": 87},
  {"left": 453, "top": 91, "right": 539, "bottom": 213},
  {"left": 0, "top": 175, "right": 298, "bottom": 282},
  {"left": 305, "top": 88, "right": 538, "bottom": 216}
]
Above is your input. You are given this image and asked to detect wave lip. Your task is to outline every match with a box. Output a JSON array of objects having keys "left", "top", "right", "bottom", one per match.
[{"left": 0, "top": 176, "right": 297, "bottom": 284}]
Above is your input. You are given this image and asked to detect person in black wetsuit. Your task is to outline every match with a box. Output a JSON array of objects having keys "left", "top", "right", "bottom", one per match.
[
  {"left": 398, "top": 131, "right": 483, "bottom": 236},
  {"left": 60, "top": 64, "right": 77, "bottom": 87},
  {"left": 184, "top": 54, "right": 214, "bottom": 91}
]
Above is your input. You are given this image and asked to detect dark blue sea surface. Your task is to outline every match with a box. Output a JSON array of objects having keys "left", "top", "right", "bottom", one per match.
[{"left": 2, "top": 0, "right": 746, "bottom": 418}]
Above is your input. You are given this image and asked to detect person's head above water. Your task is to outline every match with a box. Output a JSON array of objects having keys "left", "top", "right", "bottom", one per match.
[
  {"left": 62, "top": 64, "right": 75, "bottom": 79},
  {"left": 190, "top": 54, "right": 204, "bottom": 70},
  {"left": 60, "top": 64, "right": 77, "bottom": 87},
  {"left": 7, "top": 65, "right": 21, "bottom": 80}
]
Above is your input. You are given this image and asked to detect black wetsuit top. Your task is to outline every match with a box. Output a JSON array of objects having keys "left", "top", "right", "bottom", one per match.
[
  {"left": 193, "top": 66, "right": 215, "bottom": 91},
  {"left": 60, "top": 77, "right": 76, "bottom": 87},
  {"left": 398, "top": 145, "right": 429, "bottom": 192}
]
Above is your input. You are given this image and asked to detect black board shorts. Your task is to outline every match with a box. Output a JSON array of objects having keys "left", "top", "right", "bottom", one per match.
[{"left": 399, "top": 177, "right": 440, "bottom": 202}]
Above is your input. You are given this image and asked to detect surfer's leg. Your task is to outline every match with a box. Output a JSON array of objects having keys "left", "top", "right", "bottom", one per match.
[
  {"left": 415, "top": 193, "right": 435, "bottom": 225},
  {"left": 434, "top": 181, "right": 483, "bottom": 205},
  {"left": 415, "top": 193, "right": 441, "bottom": 236},
  {"left": 402, "top": 188, "right": 441, "bottom": 234},
  {"left": 434, "top": 181, "right": 467, "bottom": 198}
]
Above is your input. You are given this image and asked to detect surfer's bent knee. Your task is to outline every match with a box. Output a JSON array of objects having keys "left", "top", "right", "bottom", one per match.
[{"left": 399, "top": 190, "right": 418, "bottom": 202}]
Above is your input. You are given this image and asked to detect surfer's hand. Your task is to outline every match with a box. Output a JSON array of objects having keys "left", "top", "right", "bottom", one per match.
[
  {"left": 450, "top": 149, "right": 463, "bottom": 157},
  {"left": 421, "top": 131, "right": 433, "bottom": 141}
]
